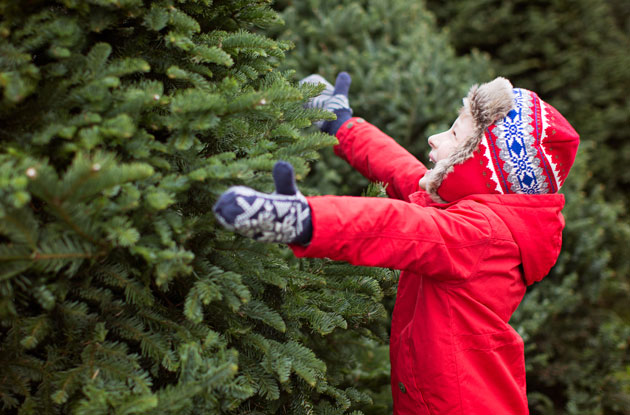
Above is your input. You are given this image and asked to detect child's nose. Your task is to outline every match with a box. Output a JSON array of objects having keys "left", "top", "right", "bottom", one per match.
[{"left": 428, "top": 135, "right": 437, "bottom": 149}]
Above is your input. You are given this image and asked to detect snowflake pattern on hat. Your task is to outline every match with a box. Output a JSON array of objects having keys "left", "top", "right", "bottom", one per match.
[{"left": 491, "top": 89, "right": 550, "bottom": 195}]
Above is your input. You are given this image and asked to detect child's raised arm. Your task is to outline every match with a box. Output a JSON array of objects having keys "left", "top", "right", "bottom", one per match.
[
  {"left": 333, "top": 118, "right": 428, "bottom": 201},
  {"left": 302, "top": 72, "right": 428, "bottom": 201}
]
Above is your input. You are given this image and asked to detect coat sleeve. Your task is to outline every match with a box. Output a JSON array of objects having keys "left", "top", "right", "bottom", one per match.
[
  {"left": 334, "top": 118, "right": 428, "bottom": 201},
  {"left": 291, "top": 196, "right": 493, "bottom": 281}
]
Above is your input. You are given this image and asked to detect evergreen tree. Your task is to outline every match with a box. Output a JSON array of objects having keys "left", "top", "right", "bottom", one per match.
[{"left": 0, "top": 1, "right": 395, "bottom": 413}]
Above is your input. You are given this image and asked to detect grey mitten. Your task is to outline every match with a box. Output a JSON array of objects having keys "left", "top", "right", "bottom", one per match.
[
  {"left": 300, "top": 74, "right": 334, "bottom": 128},
  {"left": 213, "top": 161, "right": 312, "bottom": 245},
  {"left": 300, "top": 72, "right": 353, "bottom": 134}
]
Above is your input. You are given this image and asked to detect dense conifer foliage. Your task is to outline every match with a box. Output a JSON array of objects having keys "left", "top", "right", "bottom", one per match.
[
  {"left": 426, "top": 0, "right": 630, "bottom": 202},
  {"left": 0, "top": 1, "right": 396, "bottom": 413}
]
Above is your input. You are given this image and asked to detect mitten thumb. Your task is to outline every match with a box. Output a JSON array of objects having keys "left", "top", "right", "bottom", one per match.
[
  {"left": 333, "top": 72, "right": 351, "bottom": 97},
  {"left": 272, "top": 161, "right": 299, "bottom": 195}
]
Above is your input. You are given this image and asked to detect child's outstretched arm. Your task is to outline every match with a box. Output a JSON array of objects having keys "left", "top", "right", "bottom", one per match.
[
  {"left": 301, "top": 73, "right": 428, "bottom": 201},
  {"left": 213, "top": 161, "right": 496, "bottom": 280},
  {"left": 333, "top": 116, "right": 428, "bottom": 201},
  {"left": 290, "top": 194, "right": 494, "bottom": 280}
]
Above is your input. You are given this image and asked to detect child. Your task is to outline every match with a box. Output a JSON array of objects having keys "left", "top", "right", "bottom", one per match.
[{"left": 213, "top": 73, "right": 580, "bottom": 414}]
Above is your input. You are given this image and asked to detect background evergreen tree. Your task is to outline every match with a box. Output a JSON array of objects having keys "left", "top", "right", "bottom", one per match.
[
  {"left": 422, "top": 1, "right": 630, "bottom": 413},
  {"left": 511, "top": 151, "right": 630, "bottom": 415},
  {"left": 0, "top": 1, "right": 396, "bottom": 413}
]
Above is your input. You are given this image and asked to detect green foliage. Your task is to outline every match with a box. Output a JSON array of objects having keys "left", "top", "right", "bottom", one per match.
[
  {"left": 272, "top": 0, "right": 494, "bottom": 195},
  {"left": 0, "top": 1, "right": 395, "bottom": 413}
]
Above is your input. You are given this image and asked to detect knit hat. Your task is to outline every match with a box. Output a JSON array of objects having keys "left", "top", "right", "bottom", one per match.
[{"left": 423, "top": 77, "right": 580, "bottom": 203}]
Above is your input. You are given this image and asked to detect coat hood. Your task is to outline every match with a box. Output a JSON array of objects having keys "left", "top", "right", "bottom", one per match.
[
  {"left": 411, "top": 191, "right": 565, "bottom": 285},
  {"left": 478, "top": 194, "right": 565, "bottom": 285}
]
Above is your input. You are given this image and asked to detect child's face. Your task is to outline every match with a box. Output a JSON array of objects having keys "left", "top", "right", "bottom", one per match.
[{"left": 419, "top": 110, "right": 475, "bottom": 190}]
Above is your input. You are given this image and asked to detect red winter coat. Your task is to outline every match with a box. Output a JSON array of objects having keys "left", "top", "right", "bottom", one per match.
[{"left": 291, "top": 118, "right": 565, "bottom": 415}]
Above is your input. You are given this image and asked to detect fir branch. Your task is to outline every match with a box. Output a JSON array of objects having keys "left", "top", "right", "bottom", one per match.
[{"left": 241, "top": 299, "right": 286, "bottom": 333}]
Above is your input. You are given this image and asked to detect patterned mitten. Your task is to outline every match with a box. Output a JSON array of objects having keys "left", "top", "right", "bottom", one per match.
[
  {"left": 300, "top": 72, "right": 353, "bottom": 135},
  {"left": 213, "top": 161, "right": 313, "bottom": 245}
]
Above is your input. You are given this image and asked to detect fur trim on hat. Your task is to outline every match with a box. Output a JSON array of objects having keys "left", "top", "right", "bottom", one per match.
[
  {"left": 424, "top": 77, "right": 514, "bottom": 203},
  {"left": 466, "top": 77, "right": 514, "bottom": 133}
]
